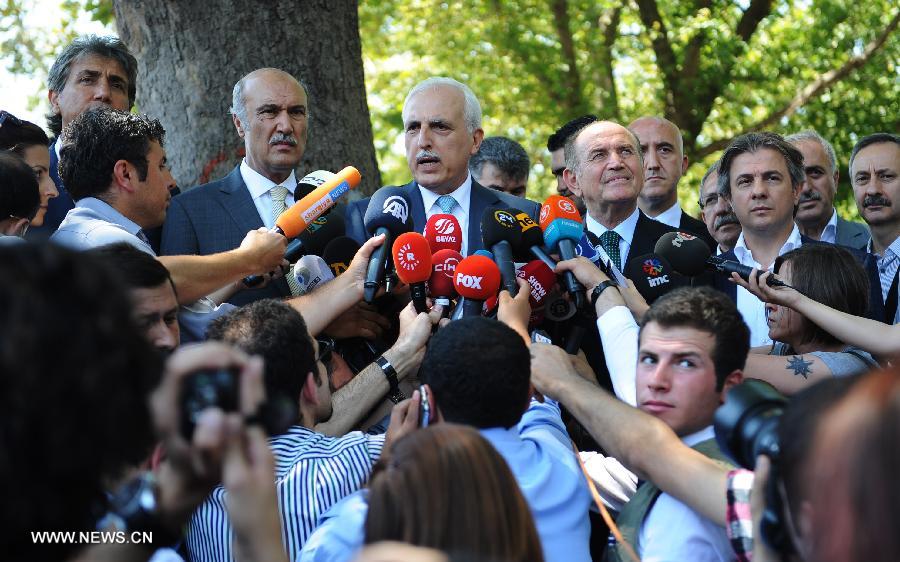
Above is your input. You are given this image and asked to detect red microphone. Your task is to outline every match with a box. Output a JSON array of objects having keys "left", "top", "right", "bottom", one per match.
[
  {"left": 393, "top": 232, "right": 433, "bottom": 313},
  {"left": 517, "top": 260, "right": 557, "bottom": 327},
  {"left": 424, "top": 213, "right": 462, "bottom": 253},
  {"left": 451, "top": 255, "right": 501, "bottom": 319},
  {"left": 429, "top": 248, "right": 463, "bottom": 305}
]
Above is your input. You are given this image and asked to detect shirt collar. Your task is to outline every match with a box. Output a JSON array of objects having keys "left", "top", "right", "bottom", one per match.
[
  {"left": 76, "top": 197, "right": 145, "bottom": 238},
  {"left": 819, "top": 209, "right": 838, "bottom": 241},
  {"left": 54, "top": 137, "right": 62, "bottom": 160},
  {"left": 869, "top": 234, "right": 900, "bottom": 261},
  {"left": 240, "top": 159, "right": 297, "bottom": 201},
  {"left": 584, "top": 206, "right": 640, "bottom": 247},
  {"left": 653, "top": 202, "right": 683, "bottom": 229},
  {"left": 733, "top": 224, "right": 803, "bottom": 267},
  {"left": 419, "top": 173, "right": 473, "bottom": 218},
  {"left": 681, "top": 426, "right": 715, "bottom": 447}
]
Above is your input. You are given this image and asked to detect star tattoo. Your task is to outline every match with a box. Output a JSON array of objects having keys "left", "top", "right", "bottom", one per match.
[{"left": 786, "top": 355, "right": 813, "bottom": 379}]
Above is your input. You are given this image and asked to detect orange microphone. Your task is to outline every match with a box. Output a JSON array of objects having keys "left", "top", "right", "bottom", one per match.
[{"left": 275, "top": 166, "right": 361, "bottom": 238}]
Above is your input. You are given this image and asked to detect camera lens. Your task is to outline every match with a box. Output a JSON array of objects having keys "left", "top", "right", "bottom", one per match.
[{"left": 714, "top": 379, "right": 787, "bottom": 469}]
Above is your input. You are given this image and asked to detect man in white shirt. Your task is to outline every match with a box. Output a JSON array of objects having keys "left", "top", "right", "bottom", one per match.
[
  {"left": 630, "top": 116, "right": 715, "bottom": 248},
  {"left": 785, "top": 130, "right": 869, "bottom": 249},
  {"left": 714, "top": 132, "right": 806, "bottom": 346},
  {"left": 345, "top": 77, "right": 540, "bottom": 255}
]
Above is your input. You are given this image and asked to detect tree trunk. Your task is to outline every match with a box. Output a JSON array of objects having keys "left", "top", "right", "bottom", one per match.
[{"left": 112, "top": 0, "right": 381, "bottom": 196}]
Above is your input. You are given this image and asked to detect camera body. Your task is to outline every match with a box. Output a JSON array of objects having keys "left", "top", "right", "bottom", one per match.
[{"left": 714, "top": 379, "right": 792, "bottom": 554}]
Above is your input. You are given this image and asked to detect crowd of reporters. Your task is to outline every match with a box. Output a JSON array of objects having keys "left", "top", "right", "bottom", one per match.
[{"left": 2, "top": 32, "right": 900, "bottom": 562}]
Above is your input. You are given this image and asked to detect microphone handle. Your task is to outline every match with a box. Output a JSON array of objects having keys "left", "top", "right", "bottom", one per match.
[
  {"left": 364, "top": 227, "right": 391, "bottom": 303},
  {"left": 492, "top": 240, "right": 519, "bottom": 296},
  {"left": 242, "top": 226, "right": 295, "bottom": 288},
  {"left": 410, "top": 282, "right": 429, "bottom": 313},
  {"left": 529, "top": 245, "right": 559, "bottom": 272},
  {"left": 461, "top": 297, "right": 485, "bottom": 318},
  {"left": 707, "top": 257, "right": 787, "bottom": 287},
  {"left": 558, "top": 239, "right": 587, "bottom": 309}
]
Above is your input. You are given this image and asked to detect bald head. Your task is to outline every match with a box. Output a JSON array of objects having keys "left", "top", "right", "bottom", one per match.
[{"left": 629, "top": 116, "right": 688, "bottom": 215}]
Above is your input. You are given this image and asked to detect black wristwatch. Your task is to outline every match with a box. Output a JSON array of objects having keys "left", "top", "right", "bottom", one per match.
[
  {"left": 590, "top": 280, "right": 618, "bottom": 308},
  {"left": 376, "top": 355, "right": 406, "bottom": 404},
  {"left": 96, "top": 471, "right": 179, "bottom": 547}
]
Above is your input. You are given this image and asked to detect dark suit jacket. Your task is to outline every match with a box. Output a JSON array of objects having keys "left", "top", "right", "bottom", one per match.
[
  {"left": 678, "top": 210, "right": 717, "bottom": 252},
  {"left": 835, "top": 216, "right": 870, "bottom": 250},
  {"left": 711, "top": 236, "right": 885, "bottom": 322},
  {"left": 160, "top": 165, "right": 290, "bottom": 306},
  {"left": 24, "top": 143, "right": 75, "bottom": 240},
  {"left": 344, "top": 180, "right": 541, "bottom": 254}
]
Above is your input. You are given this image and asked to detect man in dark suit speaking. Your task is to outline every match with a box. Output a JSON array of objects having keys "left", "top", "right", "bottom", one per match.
[
  {"left": 346, "top": 77, "right": 539, "bottom": 254},
  {"left": 161, "top": 68, "right": 306, "bottom": 305}
]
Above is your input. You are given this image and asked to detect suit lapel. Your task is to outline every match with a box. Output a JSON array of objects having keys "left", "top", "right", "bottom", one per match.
[
  {"left": 404, "top": 182, "right": 427, "bottom": 233},
  {"left": 468, "top": 181, "right": 502, "bottom": 253},
  {"left": 218, "top": 167, "right": 265, "bottom": 235}
]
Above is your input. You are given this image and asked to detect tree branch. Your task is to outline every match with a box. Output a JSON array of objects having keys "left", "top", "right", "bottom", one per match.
[
  {"left": 549, "top": 0, "right": 586, "bottom": 113},
  {"left": 634, "top": 0, "right": 680, "bottom": 116},
  {"left": 590, "top": 5, "right": 622, "bottom": 119},
  {"left": 681, "top": 0, "right": 712, "bottom": 81},
  {"left": 695, "top": 8, "right": 900, "bottom": 159},
  {"left": 736, "top": 0, "right": 774, "bottom": 42}
]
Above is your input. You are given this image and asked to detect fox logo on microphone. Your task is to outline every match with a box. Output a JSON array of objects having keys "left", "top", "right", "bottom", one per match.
[
  {"left": 642, "top": 257, "right": 669, "bottom": 287},
  {"left": 382, "top": 196, "right": 409, "bottom": 223},
  {"left": 456, "top": 272, "right": 483, "bottom": 289}
]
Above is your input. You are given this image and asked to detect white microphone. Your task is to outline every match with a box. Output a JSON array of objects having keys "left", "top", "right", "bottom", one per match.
[{"left": 292, "top": 255, "right": 335, "bottom": 295}]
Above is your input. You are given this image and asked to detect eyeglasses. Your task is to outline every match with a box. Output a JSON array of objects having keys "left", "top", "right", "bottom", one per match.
[
  {"left": 698, "top": 193, "right": 721, "bottom": 210},
  {"left": 0, "top": 110, "right": 24, "bottom": 128}
]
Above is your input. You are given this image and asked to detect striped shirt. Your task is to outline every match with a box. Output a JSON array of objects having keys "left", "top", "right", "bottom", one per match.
[
  {"left": 869, "top": 236, "right": 900, "bottom": 324},
  {"left": 186, "top": 425, "right": 384, "bottom": 561}
]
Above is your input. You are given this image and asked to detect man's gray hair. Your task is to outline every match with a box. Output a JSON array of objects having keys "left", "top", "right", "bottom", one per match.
[
  {"left": 699, "top": 160, "right": 719, "bottom": 202},
  {"left": 848, "top": 133, "right": 900, "bottom": 177},
  {"left": 402, "top": 77, "right": 482, "bottom": 133},
  {"left": 230, "top": 68, "right": 308, "bottom": 126},
  {"left": 717, "top": 132, "right": 805, "bottom": 199},
  {"left": 785, "top": 130, "right": 838, "bottom": 173},
  {"left": 563, "top": 120, "right": 643, "bottom": 175},
  {"left": 46, "top": 35, "right": 138, "bottom": 136},
  {"left": 469, "top": 136, "right": 530, "bottom": 181}
]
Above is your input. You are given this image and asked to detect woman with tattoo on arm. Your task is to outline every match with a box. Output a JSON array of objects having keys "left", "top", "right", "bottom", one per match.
[{"left": 734, "top": 245, "right": 880, "bottom": 394}]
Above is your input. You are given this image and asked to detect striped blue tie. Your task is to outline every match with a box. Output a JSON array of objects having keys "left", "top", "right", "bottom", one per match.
[{"left": 437, "top": 195, "right": 457, "bottom": 214}]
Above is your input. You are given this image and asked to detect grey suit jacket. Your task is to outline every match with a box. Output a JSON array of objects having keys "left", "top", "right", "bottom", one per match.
[
  {"left": 160, "top": 165, "right": 290, "bottom": 306},
  {"left": 835, "top": 216, "right": 870, "bottom": 250},
  {"left": 345, "top": 180, "right": 541, "bottom": 255}
]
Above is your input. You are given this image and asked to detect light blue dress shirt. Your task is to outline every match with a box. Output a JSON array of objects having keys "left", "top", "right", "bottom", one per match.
[
  {"left": 299, "top": 398, "right": 593, "bottom": 562},
  {"left": 51, "top": 197, "right": 155, "bottom": 255}
]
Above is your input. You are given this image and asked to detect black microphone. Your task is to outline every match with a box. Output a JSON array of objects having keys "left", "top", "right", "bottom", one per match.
[
  {"left": 654, "top": 231, "right": 787, "bottom": 287},
  {"left": 322, "top": 236, "right": 360, "bottom": 277},
  {"left": 624, "top": 253, "right": 678, "bottom": 304},
  {"left": 242, "top": 211, "right": 346, "bottom": 288},
  {"left": 480, "top": 207, "right": 523, "bottom": 296},
  {"left": 363, "top": 187, "right": 413, "bottom": 303}
]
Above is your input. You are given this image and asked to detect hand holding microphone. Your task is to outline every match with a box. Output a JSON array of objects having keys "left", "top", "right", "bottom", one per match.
[
  {"left": 540, "top": 195, "right": 587, "bottom": 309},
  {"left": 363, "top": 187, "right": 414, "bottom": 303},
  {"left": 480, "top": 207, "right": 524, "bottom": 296},
  {"left": 274, "top": 166, "right": 361, "bottom": 238}
]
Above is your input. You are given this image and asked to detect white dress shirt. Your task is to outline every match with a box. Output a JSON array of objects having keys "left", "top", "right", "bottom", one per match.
[
  {"left": 637, "top": 426, "right": 735, "bottom": 561},
  {"left": 733, "top": 225, "right": 803, "bottom": 347},
  {"left": 650, "top": 201, "right": 683, "bottom": 229},
  {"left": 419, "top": 174, "right": 473, "bottom": 255},
  {"left": 869, "top": 235, "right": 900, "bottom": 324},
  {"left": 240, "top": 159, "right": 297, "bottom": 229},
  {"left": 816, "top": 209, "right": 839, "bottom": 244},
  {"left": 585, "top": 206, "right": 641, "bottom": 268}
]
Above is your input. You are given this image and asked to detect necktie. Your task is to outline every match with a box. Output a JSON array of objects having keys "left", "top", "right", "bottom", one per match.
[
  {"left": 437, "top": 195, "right": 457, "bottom": 214},
  {"left": 599, "top": 230, "right": 622, "bottom": 271},
  {"left": 270, "top": 185, "right": 301, "bottom": 296}
]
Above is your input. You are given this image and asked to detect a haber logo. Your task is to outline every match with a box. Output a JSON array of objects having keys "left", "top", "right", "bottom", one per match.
[
  {"left": 642, "top": 258, "right": 664, "bottom": 276},
  {"left": 670, "top": 231, "right": 696, "bottom": 248},
  {"left": 434, "top": 218, "right": 456, "bottom": 235},
  {"left": 382, "top": 196, "right": 409, "bottom": 223},
  {"left": 558, "top": 199, "right": 577, "bottom": 215},
  {"left": 539, "top": 205, "right": 550, "bottom": 224},
  {"left": 434, "top": 257, "right": 459, "bottom": 277},
  {"left": 396, "top": 243, "right": 419, "bottom": 271},
  {"left": 456, "top": 273, "right": 483, "bottom": 289},
  {"left": 494, "top": 210, "right": 517, "bottom": 228}
]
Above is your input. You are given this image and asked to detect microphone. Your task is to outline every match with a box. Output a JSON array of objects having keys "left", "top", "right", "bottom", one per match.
[
  {"left": 363, "top": 187, "right": 414, "bottom": 303},
  {"left": 624, "top": 253, "right": 677, "bottom": 304},
  {"left": 516, "top": 213, "right": 558, "bottom": 271},
  {"left": 294, "top": 169, "right": 336, "bottom": 198},
  {"left": 451, "top": 254, "right": 501, "bottom": 319},
  {"left": 292, "top": 255, "right": 335, "bottom": 295},
  {"left": 424, "top": 213, "right": 462, "bottom": 253},
  {"left": 274, "top": 166, "right": 360, "bottom": 238},
  {"left": 392, "top": 232, "right": 433, "bottom": 313},
  {"left": 429, "top": 249, "right": 463, "bottom": 309},
  {"left": 539, "top": 195, "right": 587, "bottom": 309},
  {"left": 480, "top": 207, "right": 523, "bottom": 296},
  {"left": 517, "top": 260, "right": 557, "bottom": 327},
  {"left": 322, "top": 236, "right": 361, "bottom": 277},
  {"left": 575, "top": 232, "right": 601, "bottom": 264},
  {"left": 654, "top": 231, "right": 788, "bottom": 287},
  {"left": 473, "top": 249, "right": 494, "bottom": 260}
]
